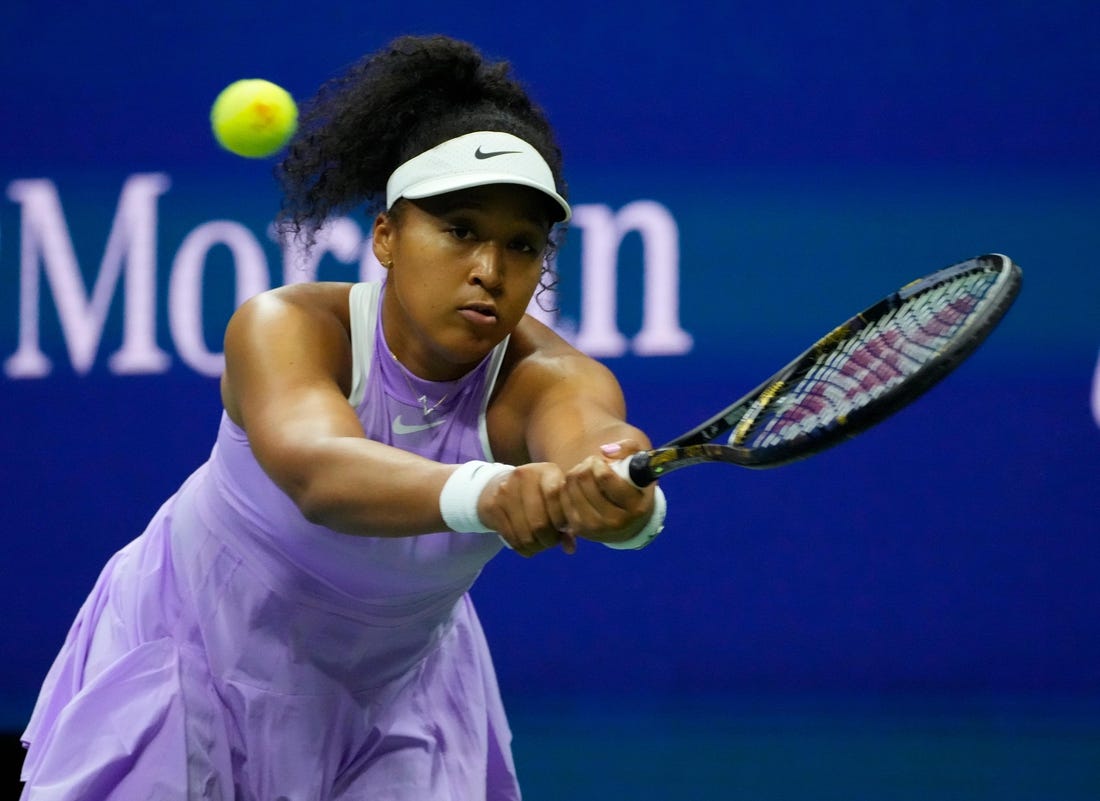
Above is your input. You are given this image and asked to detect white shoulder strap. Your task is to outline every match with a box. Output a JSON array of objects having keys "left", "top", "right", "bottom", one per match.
[
  {"left": 477, "top": 334, "right": 511, "bottom": 460},
  {"left": 348, "top": 282, "right": 383, "bottom": 406}
]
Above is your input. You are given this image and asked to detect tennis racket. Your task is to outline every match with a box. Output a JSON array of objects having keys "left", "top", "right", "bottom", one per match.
[{"left": 615, "top": 253, "right": 1022, "bottom": 487}]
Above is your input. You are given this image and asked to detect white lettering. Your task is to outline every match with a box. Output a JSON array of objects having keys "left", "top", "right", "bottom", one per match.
[
  {"left": 624, "top": 201, "right": 693, "bottom": 355},
  {"left": 571, "top": 201, "right": 692, "bottom": 357},
  {"left": 169, "top": 221, "right": 270, "bottom": 377},
  {"left": 571, "top": 205, "right": 628, "bottom": 356},
  {"left": 1092, "top": 347, "right": 1100, "bottom": 430},
  {"left": 4, "top": 174, "right": 172, "bottom": 377},
  {"left": 2, "top": 175, "right": 693, "bottom": 378}
]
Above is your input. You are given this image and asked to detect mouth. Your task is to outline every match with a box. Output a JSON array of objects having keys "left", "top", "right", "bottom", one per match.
[{"left": 458, "top": 302, "right": 499, "bottom": 326}]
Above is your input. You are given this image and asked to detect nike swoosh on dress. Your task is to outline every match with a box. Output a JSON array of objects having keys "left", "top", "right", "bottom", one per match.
[{"left": 391, "top": 415, "right": 448, "bottom": 435}]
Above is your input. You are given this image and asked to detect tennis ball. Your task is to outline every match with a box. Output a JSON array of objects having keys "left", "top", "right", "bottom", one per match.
[{"left": 210, "top": 79, "right": 298, "bottom": 158}]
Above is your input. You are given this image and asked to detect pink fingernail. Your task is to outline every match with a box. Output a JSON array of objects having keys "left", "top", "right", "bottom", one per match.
[{"left": 600, "top": 443, "right": 621, "bottom": 455}]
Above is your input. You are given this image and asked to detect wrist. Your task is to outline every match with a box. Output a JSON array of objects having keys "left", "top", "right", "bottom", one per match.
[
  {"left": 439, "top": 461, "right": 515, "bottom": 534},
  {"left": 603, "top": 486, "right": 667, "bottom": 551}
]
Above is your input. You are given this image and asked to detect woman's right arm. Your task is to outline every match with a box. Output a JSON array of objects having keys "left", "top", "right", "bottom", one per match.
[{"left": 220, "top": 283, "right": 457, "bottom": 537}]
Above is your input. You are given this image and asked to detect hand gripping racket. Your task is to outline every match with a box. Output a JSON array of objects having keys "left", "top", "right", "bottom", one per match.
[{"left": 616, "top": 253, "right": 1022, "bottom": 486}]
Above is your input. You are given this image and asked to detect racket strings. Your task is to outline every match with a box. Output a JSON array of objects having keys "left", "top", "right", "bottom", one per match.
[{"left": 739, "top": 269, "right": 1001, "bottom": 449}]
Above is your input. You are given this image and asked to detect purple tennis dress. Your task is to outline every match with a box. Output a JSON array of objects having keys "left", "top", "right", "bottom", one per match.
[{"left": 20, "top": 282, "right": 521, "bottom": 800}]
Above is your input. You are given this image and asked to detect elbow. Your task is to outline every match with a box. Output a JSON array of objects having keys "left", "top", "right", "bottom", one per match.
[
  {"left": 295, "top": 491, "right": 331, "bottom": 528},
  {"left": 280, "top": 470, "right": 345, "bottom": 529}
]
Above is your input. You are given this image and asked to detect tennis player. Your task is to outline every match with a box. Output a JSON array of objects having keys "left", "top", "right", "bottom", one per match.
[{"left": 19, "top": 35, "right": 666, "bottom": 800}]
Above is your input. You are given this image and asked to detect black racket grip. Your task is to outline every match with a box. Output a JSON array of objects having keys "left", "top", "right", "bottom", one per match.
[{"left": 611, "top": 452, "right": 657, "bottom": 488}]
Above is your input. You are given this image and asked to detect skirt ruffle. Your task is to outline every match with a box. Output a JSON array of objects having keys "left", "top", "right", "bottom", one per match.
[{"left": 21, "top": 486, "right": 520, "bottom": 800}]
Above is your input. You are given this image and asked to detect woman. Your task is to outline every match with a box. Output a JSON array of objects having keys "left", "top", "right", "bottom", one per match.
[{"left": 20, "top": 35, "right": 666, "bottom": 800}]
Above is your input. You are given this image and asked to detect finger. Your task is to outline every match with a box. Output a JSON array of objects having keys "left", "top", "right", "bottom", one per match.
[
  {"left": 492, "top": 508, "right": 531, "bottom": 557},
  {"left": 562, "top": 460, "right": 618, "bottom": 533},
  {"left": 518, "top": 491, "right": 559, "bottom": 553},
  {"left": 511, "top": 466, "right": 565, "bottom": 556},
  {"left": 540, "top": 470, "right": 569, "bottom": 534},
  {"left": 517, "top": 464, "right": 570, "bottom": 553},
  {"left": 489, "top": 477, "right": 541, "bottom": 558},
  {"left": 599, "top": 438, "right": 644, "bottom": 461},
  {"left": 509, "top": 501, "right": 546, "bottom": 557},
  {"left": 594, "top": 460, "right": 649, "bottom": 509},
  {"left": 563, "top": 457, "right": 650, "bottom": 538},
  {"left": 573, "top": 456, "right": 634, "bottom": 511}
]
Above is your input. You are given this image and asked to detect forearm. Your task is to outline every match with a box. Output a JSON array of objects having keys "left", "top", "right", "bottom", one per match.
[
  {"left": 269, "top": 435, "right": 457, "bottom": 537},
  {"left": 528, "top": 411, "right": 650, "bottom": 471}
]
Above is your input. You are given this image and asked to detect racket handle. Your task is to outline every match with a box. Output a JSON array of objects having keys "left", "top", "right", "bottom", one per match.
[{"left": 611, "top": 452, "right": 657, "bottom": 488}]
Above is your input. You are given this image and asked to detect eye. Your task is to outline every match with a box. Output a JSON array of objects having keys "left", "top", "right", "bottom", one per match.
[
  {"left": 448, "top": 225, "right": 476, "bottom": 241},
  {"left": 510, "top": 235, "right": 547, "bottom": 255}
]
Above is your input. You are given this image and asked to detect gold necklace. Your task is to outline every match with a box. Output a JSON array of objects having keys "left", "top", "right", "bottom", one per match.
[{"left": 389, "top": 350, "right": 450, "bottom": 416}]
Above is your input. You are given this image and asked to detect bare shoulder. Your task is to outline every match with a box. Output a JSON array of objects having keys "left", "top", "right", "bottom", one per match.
[
  {"left": 488, "top": 315, "right": 625, "bottom": 462},
  {"left": 501, "top": 314, "right": 620, "bottom": 395},
  {"left": 225, "top": 282, "right": 356, "bottom": 358},
  {"left": 232, "top": 282, "right": 355, "bottom": 328},
  {"left": 222, "top": 282, "right": 357, "bottom": 423}
]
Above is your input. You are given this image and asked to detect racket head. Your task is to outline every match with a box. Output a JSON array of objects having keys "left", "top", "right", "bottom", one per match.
[{"left": 643, "top": 253, "right": 1021, "bottom": 479}]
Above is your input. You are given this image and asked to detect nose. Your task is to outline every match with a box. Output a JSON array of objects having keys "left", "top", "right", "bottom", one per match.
[{"left": 468, "top": 244, "right": 505, "bottom": 292}]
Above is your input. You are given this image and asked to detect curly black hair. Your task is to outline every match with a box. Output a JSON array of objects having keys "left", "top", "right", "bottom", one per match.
[{"left": 276, "top": 35, "right": 567, "bottom": 241}]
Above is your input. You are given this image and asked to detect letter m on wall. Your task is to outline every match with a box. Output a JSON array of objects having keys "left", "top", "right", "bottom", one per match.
[{"left": 5, "top": 175, "right": 172, "bottom": 377}]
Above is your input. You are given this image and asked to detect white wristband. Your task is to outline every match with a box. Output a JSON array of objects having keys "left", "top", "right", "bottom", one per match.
[
  {"left": 603, "top": 486, "right": 667, "bottom": 550},
  {"left": 439, "top": 461, "right": 516, "bottom": 534}
]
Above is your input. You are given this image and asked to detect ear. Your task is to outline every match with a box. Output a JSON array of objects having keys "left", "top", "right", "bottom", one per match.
[{"left": 371, "top": 212, "right": 395, "bottom": 269}]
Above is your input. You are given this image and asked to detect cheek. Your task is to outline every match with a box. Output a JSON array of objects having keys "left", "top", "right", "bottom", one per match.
[
  {"left": 510, "top": 253, "right": 544, "bottom": 286},
  {"left": 522, "top": 262, "right": 546, "bottom": 296},
  {"left": 391, "top": 267, "right": 444, "bottom": 323},
  {"left": 505, "top": 268, "right": 544, "bottom": 319},
  {"left": 410, "top": 282, "right": 452, "bottom": 322}
]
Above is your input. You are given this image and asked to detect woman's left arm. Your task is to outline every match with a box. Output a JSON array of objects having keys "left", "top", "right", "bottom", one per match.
[{"left": 510, "top": 341, "right": 660, "bottom": 546}]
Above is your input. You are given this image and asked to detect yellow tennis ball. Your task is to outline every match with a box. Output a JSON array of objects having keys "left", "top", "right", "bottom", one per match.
[{"left": 210, "top": 79, "right": 298, "bottom": 158}]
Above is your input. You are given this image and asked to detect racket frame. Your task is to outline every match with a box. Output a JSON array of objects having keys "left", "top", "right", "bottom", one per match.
[{"left": 623, "top": 253, "right": 1022, "bottom": 486}]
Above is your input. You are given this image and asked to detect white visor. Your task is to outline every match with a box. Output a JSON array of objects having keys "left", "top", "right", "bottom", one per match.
[{"left": 386, "top": 131, "right": 571, "bottom": 222}]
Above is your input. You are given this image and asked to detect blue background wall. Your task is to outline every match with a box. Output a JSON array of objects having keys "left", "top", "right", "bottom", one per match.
[{"left": 3, "top": 2, "right": 1099, "bottom": 796}]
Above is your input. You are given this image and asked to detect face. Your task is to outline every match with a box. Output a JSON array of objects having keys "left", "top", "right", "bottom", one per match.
[{"left": 372, "top": 183, "right": 555, "bottom": 380}]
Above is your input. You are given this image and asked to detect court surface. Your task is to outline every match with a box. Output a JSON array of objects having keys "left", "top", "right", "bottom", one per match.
[{"left": 508, "top": 694, "right": 1100, "bottom": 800}]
